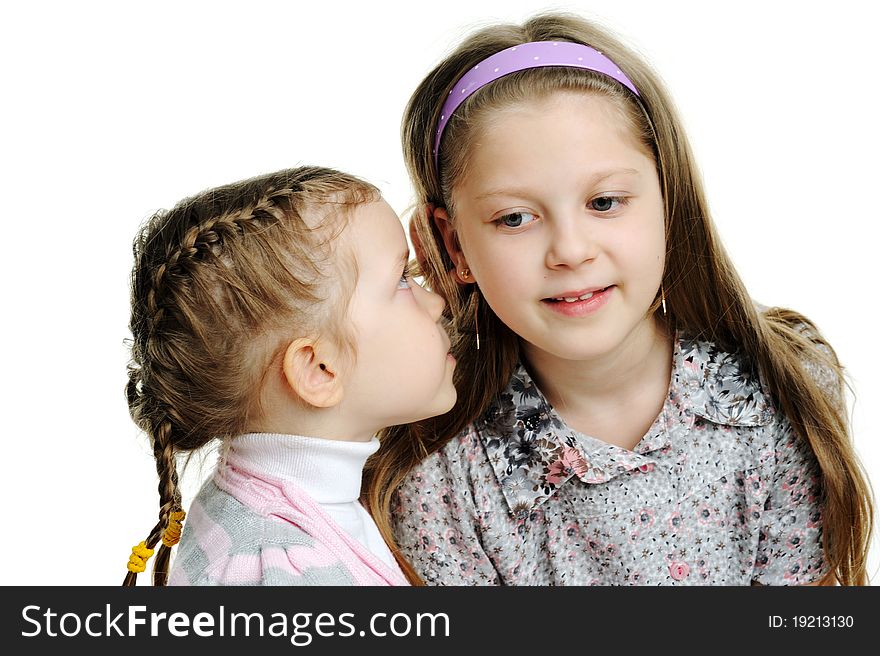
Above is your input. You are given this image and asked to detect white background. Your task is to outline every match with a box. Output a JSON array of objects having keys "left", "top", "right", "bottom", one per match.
[{"left": 1, "top": 0, "right": 877, "bottom": 585}]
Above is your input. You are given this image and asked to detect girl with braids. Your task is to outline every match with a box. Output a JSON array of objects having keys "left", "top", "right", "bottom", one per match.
[
  {"left": 364, "top": 12, "right": 874, "bottom": 585},
  {"left": 124, "top": 166, "right": 456, "bottom": 586}
]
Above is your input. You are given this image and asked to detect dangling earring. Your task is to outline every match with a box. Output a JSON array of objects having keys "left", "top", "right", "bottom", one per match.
[
  {"left": 473, "top": 287, "right": 480, "bottom": 351},
  {"left": 660, "top": 284, "right": 667, "bottom": 316},
  {"left": 460, "top": 267, "right": 480, "bottom": 350}
]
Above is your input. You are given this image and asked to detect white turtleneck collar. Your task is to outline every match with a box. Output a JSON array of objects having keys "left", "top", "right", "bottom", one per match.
[{"left": 226, "top": 433, "right": 379, "bottom": 504}]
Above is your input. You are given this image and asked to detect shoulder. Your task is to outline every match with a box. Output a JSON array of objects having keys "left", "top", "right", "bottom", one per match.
[
  {"left": 748, "top": 308, "right": 836, "bottom": 498},
  {"left": 392, "top": 422, "right": 486, "bottom": 517},
  {"left": 196, "top": 478, "right": 315, "bottom": 547},
  {"left": 675, "top": 330, "right": 775, "bottom": 428},
  {"left": 671, "top": 313, "right": 836, "bottom": 473},
  {"left": 400, "top": 424, "right": 484, "bottom": 484},
  {"left": 172, "top": 480, "right": 356, "bottom": 586},
  {"left": 757, "top": 304, "right": 847, "bottom": 413}
]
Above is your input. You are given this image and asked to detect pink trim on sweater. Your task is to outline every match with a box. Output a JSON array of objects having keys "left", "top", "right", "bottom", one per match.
[{"left": 213, "top": 451, "right": 408, "bottom": 586}]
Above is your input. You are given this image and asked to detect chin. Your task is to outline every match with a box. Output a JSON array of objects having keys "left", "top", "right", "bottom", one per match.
[
  {"left": 439, "top": 388, "right": 458, "bottom": 414},
  {"left": 429, "top": 387, "right": 459, "bottom": 419},
  {"left": 398, "top": 393, "right": 458, "bottom": 425},
  {"left": 557, "top": 347, "right": 617, "bottom": 362},
  {"left": 528, "top": 332, "right": 619, "bottom": 361}
]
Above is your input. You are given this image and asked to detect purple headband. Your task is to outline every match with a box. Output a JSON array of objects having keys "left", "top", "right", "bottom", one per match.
[{"left": 433, "top": 41, "right": 640, "bottom": 170}]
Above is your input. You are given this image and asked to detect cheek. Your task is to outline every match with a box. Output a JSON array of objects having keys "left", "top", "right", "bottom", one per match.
[
  {"left": 460, "top": 226, "right": 531, "bottom": 283},
  {"left": 617, "top": 213, "right": 665, "bottom": 276},
  {"left": 650, "top": 222, "right": 666, "bottom": 275},
  {"left": 468, "top": 259, "right": 535, "bottom": 332},
  {"left": 469, "top": 245, "right": 534, "bottom": 304}
]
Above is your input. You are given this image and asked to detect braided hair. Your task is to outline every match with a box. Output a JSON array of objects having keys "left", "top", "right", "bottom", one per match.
[{"left": 123, "top": 166, "right": 378, "bottom": 585}]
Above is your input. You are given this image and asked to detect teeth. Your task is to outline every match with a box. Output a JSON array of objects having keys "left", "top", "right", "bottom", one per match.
[{"left": 557, "top": 291, "right": 596, "bottom": 302}]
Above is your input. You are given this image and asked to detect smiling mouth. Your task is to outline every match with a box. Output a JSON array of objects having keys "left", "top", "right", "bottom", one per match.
[{"left": 543, "top": 286, "right": 613, "bottom": 303}]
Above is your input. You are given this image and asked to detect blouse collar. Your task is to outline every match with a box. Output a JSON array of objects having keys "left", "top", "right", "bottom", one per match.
[{"left": 476, "top": 330, "right": 774, "bottom": 517}]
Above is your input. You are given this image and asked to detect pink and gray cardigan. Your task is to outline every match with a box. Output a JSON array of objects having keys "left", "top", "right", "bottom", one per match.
[{"left": 168, "top": 449, "right": 408, "bottom": 586}]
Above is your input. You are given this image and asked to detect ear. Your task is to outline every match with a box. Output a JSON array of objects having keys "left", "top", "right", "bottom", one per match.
[
  {"left": 433, "top": 206, "right": 471, "bottom": 285},
  {"left": 281, "top": 338, "right": 344, "bottom": 408}
]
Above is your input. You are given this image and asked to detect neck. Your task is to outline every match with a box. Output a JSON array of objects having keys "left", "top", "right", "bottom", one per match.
[
  {"left": 249, "top": 390, "right": 378, "bottom": 443},
  {"left": 522, "top": 318, "right": 672, "bottom": 417},
  {"left": 248, "top": 414, "right": 377, "bottom": 443}
]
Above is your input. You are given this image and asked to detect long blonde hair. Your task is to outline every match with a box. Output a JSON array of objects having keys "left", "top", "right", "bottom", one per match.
[
  {"left": 365, "top": 12, "right": 874, "bottom": 585},
  {"left": 124, "top": 166, "right": 378, "bottom": 585}
]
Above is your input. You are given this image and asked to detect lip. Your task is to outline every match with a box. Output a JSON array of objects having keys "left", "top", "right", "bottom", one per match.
[
  {"left": 544, "top": 285, "right": 611, "bottom": 300},
  {"left": 541, "top": 285, "right": 615, "bottom": 317}
]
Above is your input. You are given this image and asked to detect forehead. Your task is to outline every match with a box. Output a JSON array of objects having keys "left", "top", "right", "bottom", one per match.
[
  {"left": 342, "top": 199, "right": 407, "bottom": 270},
  {"left": 462, "top": 92, "right": 651, "bottom": 189},
  {"left": 489, "top": 91, "right": 641, "bottom": 151}
]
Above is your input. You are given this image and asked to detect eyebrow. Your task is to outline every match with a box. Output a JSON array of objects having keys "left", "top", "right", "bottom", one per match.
[{"left": 474, "top": 168, "right": 641, "bottom": 201}]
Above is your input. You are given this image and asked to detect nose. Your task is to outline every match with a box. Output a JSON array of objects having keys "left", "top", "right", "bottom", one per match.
[
  {"left": 412, "top": 280, "right": 446, "bottom": 321},
  {"left": 545, "top": 213, "right": 599, "bottom": 270}
]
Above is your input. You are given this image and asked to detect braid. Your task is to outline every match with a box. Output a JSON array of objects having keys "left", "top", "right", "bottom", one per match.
[
  {"left": 122, "top": 396, "right": 184, "bottom": 586},
  {"left": 150, "top": 418, "right": 182, "bottom": 586},
  {"left": 123, "top": 166, "right": 379, "bottom": 586},
  {"left": 123, "top": 212, "right": 206, "bottom": 586},
  {"left": 178, "top": 193, "right": 282, "bottom": 260}
]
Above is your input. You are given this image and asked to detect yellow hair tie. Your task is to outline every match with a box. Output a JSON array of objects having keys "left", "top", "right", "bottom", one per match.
[
  {"left": 161, "top": 510, "right": 186, "bottom": 547},
  {"left": 127, "top": 541, "right": 155, "bottom": 573}
]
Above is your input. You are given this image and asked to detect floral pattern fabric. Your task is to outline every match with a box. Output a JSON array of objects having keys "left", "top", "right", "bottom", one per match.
[{"left": 391, "top": 331, "right": 830, "bottom": 585}]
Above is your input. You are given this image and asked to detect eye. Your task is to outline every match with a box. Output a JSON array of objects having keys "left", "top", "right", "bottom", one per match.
[
  {"left": 589, "top": 196, "right": 627, "bottom": 212},
  {"left": 398, "top": 263, "right": 411, "bottom": 289},
  {"left": 495, "top": 210, "right": 538, "bottom": 229}
]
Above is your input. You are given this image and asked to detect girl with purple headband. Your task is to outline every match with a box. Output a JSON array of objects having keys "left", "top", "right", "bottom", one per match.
[{"left": 364, "top": 12, "right": 874, "bottom": 586}]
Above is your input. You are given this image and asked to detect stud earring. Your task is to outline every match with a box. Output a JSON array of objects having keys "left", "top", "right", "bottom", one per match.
[{"left": 460, "top": 267, "right": 470, "bottom": 281}]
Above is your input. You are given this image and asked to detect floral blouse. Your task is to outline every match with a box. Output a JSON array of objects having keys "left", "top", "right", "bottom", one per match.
[{"left": 391, "top": 331, "right": 831, "bottom": 585}]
